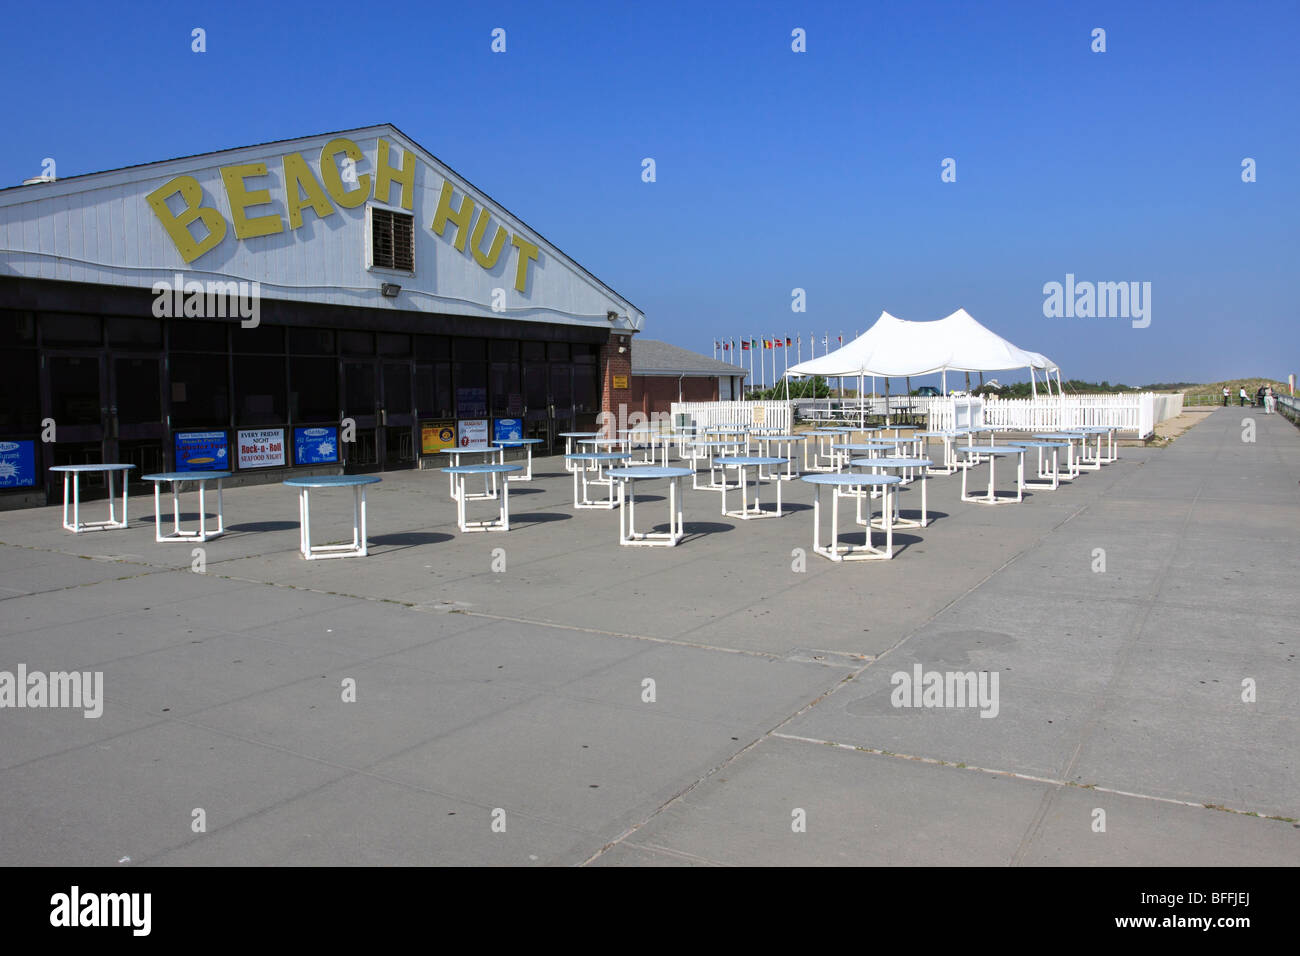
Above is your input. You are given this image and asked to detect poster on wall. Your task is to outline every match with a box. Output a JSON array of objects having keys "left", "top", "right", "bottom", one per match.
[
  {"left": 493, "top": 418, "right": 523, "bottom": 442},
  {"left": 237, "top": 428, "right": 286, "bottom": 469},
  {"left": 421, "top": 420, "right": 457, "bottom": 454},
  {"left": 174, "top": 431, "right": 229, "bottom": 472},
  {"left": 459, "top": 419, "right": 489, "bottom": 447},
  {"left": 0, "top": 440, "right": 36, "bottom": 488},
  {"left": 456, "top": 387, "right": 488, "bottom": 418},
  {"left": 294, "top": 427, "right": 338, "bottom": 465}
]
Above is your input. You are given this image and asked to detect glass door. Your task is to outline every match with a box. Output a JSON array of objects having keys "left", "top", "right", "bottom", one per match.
[
  {"left": 381, "top": 360, "right": 415, "bottom": 469},
  {"left": 110, "top": 352, "right": 166, "bottom": 475},
  {"left": 342, "top": 358, "right": 380, "bottom": 472}
]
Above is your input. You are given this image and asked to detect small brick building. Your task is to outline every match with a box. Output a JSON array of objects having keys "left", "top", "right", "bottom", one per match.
[{"left": 622, "top": 339, "right": 748, "bottom": 417}]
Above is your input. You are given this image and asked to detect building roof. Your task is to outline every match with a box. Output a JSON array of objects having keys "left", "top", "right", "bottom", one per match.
[{"left": 632, "top": 339, "right": 749, "bottom": 378}]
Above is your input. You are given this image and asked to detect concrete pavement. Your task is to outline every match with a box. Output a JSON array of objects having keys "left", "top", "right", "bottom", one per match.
[{"left": 1, "top": 407, "right": 1297, "bottom": 865}]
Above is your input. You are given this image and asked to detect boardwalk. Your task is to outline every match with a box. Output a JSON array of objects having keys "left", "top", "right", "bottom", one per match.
[{"left": 1, "top": 407, "right": 1297, "bottom": 865}]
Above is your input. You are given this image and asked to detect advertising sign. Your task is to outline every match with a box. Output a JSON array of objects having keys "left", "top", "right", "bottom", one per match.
[
  {"left": 294, "top": 427, "right": 338, "bottom": 465},
  {"left": 493, "top": 418, "right": 523, "bottom": 442},
  {"left": 0, "top": 440, "right": 36, "bottom": 488},
  {"left": 612, "top": 375, "right": 629, "bottom": 390},
  {"left": 237, "top": 428, "right": 286, "bottom": 469},
  {"left": 421, "top": 420, "right": 457, "bottom": 454},
  {"left": 456, "top": 387, "right": 488, "bottom": 418},
  {"left": 174, "top": 431, "right": 229, "bottom": 472},
  {"left": 459, "top": 419, "right": 489, "bottom": 447}
]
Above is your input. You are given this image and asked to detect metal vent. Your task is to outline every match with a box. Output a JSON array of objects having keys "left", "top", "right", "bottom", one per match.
[{"left": 371, "top": 208, "right": 415, "bottom": 272}]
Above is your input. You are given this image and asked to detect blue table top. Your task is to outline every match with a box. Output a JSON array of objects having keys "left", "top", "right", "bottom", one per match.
[
  {"left": 284, "top": 475, "right": 382, "bottom": 488},
  {"left": 1009, "top": 440, "right": 1068, "bottom": 448},
  {"left": 690, "top": 440, "right": 743, "bottom": 447},
  {"left": 821, "top": 427, "right": 858, "bottom": 432},
  {"left": 806, "top": 429, "right": 846, "bottom": 436},
  {"left": 757, "top": 434, "right": 807, "bottom": 441},
  {"left": 714, "top": 456, "right": 789, "bottom": 466},
  {"left": 50, "top": 464, "right": 135, "bottom": 472},
  {"left": 560, "top": 431, "right": 602, "bottom": 438},
  {"left": 1076, "top": 426, "right": 1114, "bottom": 433},
  {"left": 579, "top": 437, "right": 624, "bottom": 444},
  {"left": 831, "top": 442, "right": 899, "bottom": 450},
  {"left": 438, "top": 446, "right": 498, "bottom": 454},
  {"left": 443, "top": 463, "right": 523, "bottom": 475},
  {"left": 850, "top": 457, "right": 933, "bottom": 469},
  {"left": 801, "top": 473, "right": 901, "bottom": 487},
  {"left": 914, "top": 431, "right": 960, "bottom": 437},
  {"left": 1034, "top": 432, "right": 1085, "bottom": 439},
  {"left": 959, "top": 445, "right": 1026, "bottom": 456},
  {"left": 565, "top": 452, "right": 632, "bottom": 461},
  {"left": 142, "top": 471, "right": 232, "bottom": 481},
  {"left": 492, "top": 438, "right": 544, "bottom": 446},
  {"left": 607, "top": 466, "right": 694, "bottom": 480}
]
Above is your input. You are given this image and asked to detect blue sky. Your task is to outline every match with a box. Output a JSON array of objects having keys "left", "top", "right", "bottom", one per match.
[{"left": 2, "top": 0, "right": 1296, "bottom": 385}]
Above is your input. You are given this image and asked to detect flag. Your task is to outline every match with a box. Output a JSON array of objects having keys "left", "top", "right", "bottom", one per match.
[
  {"left": 786, "top": 337, "right": 792, "bottom": 347},
  {"left": 741, "top": 340, "right": 750, "bottom": 351},
  {"left": 714, "top": 340, "right": 720, "bottom": 349},
  {"left": 838, "top": 335, "right": 843, "bottom": 344}
]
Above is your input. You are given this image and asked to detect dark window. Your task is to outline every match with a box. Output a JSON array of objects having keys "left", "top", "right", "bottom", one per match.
[
  {"left": 107, "top": 317, "right": 163, "bottom": 349},
  {"left": 232, "top": 324, "right": 284, "bottom": 354},
  {"left": 573, "top": 343, "right": 598, "bottom": 364},
  {"left": 170, "top": 320, "right": 228, "bottom": 352},
  {"left": 290, "top": 357, "right": 338, "bottom": 422},
  {"left": 490, "top": 363, "right": 520, "bottom": 413},
  {"left": 40, "top": 313, "right": 102, "bottom": 346},
  {"left": 289, "top": 327, "right": 335, "bottom": 355},
  {"left": 0, "top": 310, "right": 37, "bottom": 344},
  {"left": 0, "top": 347, "right": 40, "bottom": 430},
  {"left": 575, "top": 364, "right": 597, "bottom": 413},
  {"left": 416, "top": 363, "right": 453, "bottom": 418},
  {"left": 521, "top": 341, "right": 545, "bottom": 363},
  {"left": 48, "top": 356, "right": 101, "bottom": 425},
  {"left": 547, "top": 342, "right": 570, "bottom": 362},
  {"left": 415, "top": 335, "right": 450, "bottom": 361},
  {"left": 454, "top": 338, "right": 486, "bottom": 361},
  {"left": 170, "top": 354, "right": 230, "bottom": 427},
  {"left": 377, "top": 333, "right": 410, "bottom": 356},
  {"left": 490, "top": 340, "right": 518, "bottom": 361},
  {"left": 370, "top": 207, "right": 415, "bottom": 272},
  {"left": 234, "top": 355, "right": 287, "bottom": 425},
  {"left": 340, "top": 331, "right": 374, "bottom": 355},
  {"left": 114, "top": 357, "right": 162, "bottom": 424},
  {"left": 343, "top": 361, "right": 376, "bottom": 414}
]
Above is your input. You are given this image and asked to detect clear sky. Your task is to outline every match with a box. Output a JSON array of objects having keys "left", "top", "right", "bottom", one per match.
[{"left": 2, "top": 0, "right": 1296, "bottom": 386}]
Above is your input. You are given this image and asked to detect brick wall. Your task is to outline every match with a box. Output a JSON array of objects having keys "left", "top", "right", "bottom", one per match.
[
  {"left": 630, "top": 375, "right": 718, "bottom": 417},
  {"left": 599, "top": 331, "right": 633, "bottom": 428}
]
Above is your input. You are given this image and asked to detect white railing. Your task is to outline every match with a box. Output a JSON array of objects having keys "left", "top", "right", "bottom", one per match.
[
  {"left": 671, "top": 400, "right": 793, "bottom": 432},
  {"left": 966, "top": 393, "right": 1157, "bottom": 437}
]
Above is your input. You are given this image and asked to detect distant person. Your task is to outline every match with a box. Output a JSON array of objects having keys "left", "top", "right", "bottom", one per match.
[
  {"left": 1265, "top": 386, "right": 1276, "bottom": 414},
  {"left": 1256, "top": 386, "right": 1265, "bottom": 408},
  {"left": 1222, "top": 386, "right": 1230, "bottom": 406},
  {"left": 1239, "top": 386, "right": 1249, "bottom": 407}
]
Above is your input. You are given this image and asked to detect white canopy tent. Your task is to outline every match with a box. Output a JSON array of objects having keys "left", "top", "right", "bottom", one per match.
[{"left": 785, "top": 308, "right": 1061, "bottom": 399}]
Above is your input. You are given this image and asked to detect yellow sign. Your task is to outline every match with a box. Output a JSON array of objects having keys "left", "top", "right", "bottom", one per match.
[
  {"left": 752, "top": 405, "right": 766, "bottom": 425},
  {"left": 421, "top": 421, "right": 457, "bottom": 454},
  {"left": 613, "top": 375, "right": 629, "bottom": 390},
  {"left": 145, "top": 136, "right": 539, "bottom": 293}
]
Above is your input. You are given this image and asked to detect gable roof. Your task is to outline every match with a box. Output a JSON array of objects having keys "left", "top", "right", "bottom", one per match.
[
  {"left": 0, "top": 123, "right": 643, "bottom": 331},
  {"left": 632, "top": 339, "right": 748, "bottom": 378}
]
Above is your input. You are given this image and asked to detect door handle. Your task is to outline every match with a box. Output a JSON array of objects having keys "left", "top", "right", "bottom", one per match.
[{"left": 380, "top": 407, "right": 387, "bottom": 426}]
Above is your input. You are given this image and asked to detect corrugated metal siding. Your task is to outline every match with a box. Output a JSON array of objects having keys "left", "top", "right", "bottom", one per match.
[{"left": 0, "top": 127, "right": 643, "bottom": 332}]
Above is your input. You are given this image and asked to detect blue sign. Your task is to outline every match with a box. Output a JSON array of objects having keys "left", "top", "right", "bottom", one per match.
[
  {"left": 294, "top": 427, "right": 339, "bottom": 465},
  {"left": 175, "top": 431, "right": 229, "bottom": 472},
  {"left": 0, "top": 440, "right": 36, "bottom": 488},
  {"left": 493, "top": 418, "right": 523, "bottom": 442}
]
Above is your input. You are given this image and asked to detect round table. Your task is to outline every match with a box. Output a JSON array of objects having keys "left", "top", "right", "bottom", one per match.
[
  {"left": 560, "top": 431, "right": 602, "bottom": 471},
  {"left": 803, "top": 429, "right": 847, "bottom": 472},
  {"left": 914, "top": 430, "right": 965, "bottom": 474},
  {"left": 443, "top": 463, "right": 523, "bottom": 532},
  {"left": 140, "top": 471, "right": 231, "bottom": 542},
  {"left": 753, "top": 434, "right": 807, "bottom": 480},
  {"left": 438, "top": 446, "right": 506, "bottom": 499},
  {"left": 958, "top": 445, "right": 1026, "bottom": 504},
  {"left": 715, "top": 456, "right": 789, "bottom": 519},
  {"left": 283, "top": 475, "right": 382, "bottom": 559},
  {"left": 565, "top": 451, "right": 632, "bottom": 509},
  {"left": 1033, "top": 433, "right": 1088, "bottom": 477},
  {"left": 606, "top": 466, "right": 694, "bottom": 547},
  {"left": 799, "top": 472, "right": 902, "bottom": 562},
  {"left": 1009, "top": 440, "right": 1070, "bottom": 490},
  {"left": 1075, "top": 426, "right": 1118, "bottom": 464},
  {"left": 850, "top": 456, "right": 933, "bottom": 528},
  {"left": 492, "top": 437, "right": 545, "bottom": 481},
  {"left": 50, "top": 464, "right": 136, "bottom": 533},
  {"left": 831, "top": 441, "right": 899, "bottom": 472},
  {"left": 687, "top": 440, "right": 746, "bottom": 490}
]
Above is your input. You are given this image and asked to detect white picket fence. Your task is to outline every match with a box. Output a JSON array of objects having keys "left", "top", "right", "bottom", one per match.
[
  {"left": 971, "top": 393, "right": 1159, "bottom": 437},
  {"left": 671, "top": 400, "right": 793, "bottom": 432}
]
